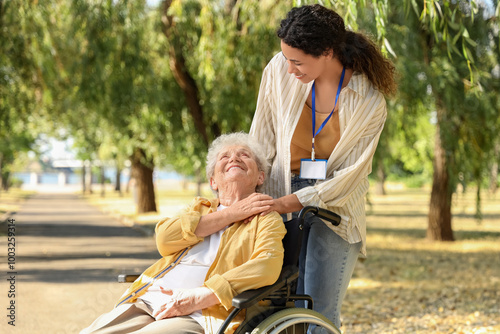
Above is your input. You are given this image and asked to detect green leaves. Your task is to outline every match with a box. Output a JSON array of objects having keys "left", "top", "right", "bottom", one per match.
[
  {"left": 416, "top": 0, "right": 480, "bottom": 70},
  {"left": 2, "top": 0, "right": 498, "bottom": 203}
]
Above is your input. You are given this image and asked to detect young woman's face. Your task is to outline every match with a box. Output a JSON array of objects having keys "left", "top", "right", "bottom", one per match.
[{"left": 280, "top": 41, "right": 330, "bottom": 83}]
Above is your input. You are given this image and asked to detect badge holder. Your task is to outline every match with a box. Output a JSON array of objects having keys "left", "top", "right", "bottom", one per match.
[{"left": 300, "top": 158, "right": 327, "bottom": 180}]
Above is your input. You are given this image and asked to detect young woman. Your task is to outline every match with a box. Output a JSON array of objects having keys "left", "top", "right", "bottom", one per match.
[{"left": 250, "top": 4, "right": 396, "bottom": 329}]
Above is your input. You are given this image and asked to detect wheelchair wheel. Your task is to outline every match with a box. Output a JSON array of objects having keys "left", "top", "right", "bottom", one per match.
[{"left": 251, "top": 308, "right": 341, "bottom": 334}]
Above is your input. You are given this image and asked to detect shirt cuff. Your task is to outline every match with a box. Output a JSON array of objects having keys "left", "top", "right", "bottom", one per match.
[
  {"left": 181, "top": 212, "right": 203, "bottom": 241},
  {"left": 204, "top": 274, "right": 234, "bottom": 310},
  {"left": 294, "top": 186, "right": 324, "bottom": 208}
]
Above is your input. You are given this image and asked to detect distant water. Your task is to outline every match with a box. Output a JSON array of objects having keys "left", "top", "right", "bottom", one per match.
[
  {"left": 14, "top": 169, "right": 183, "bottom": 185},
  {"left": 14, "top": 172, "right": 84, "bottom": 185}
]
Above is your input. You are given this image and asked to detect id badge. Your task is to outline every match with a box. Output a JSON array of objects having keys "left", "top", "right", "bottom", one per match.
[{"left": 300, "top": 159, "right": 327, "bottom": 180}]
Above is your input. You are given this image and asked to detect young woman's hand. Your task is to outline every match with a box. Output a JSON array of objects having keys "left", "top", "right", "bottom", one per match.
[
  {"left": 258, "top": 194, "right": 303, "bottom": 217},
  {"left": 224, "top": 193, "right": 274, "bottom": 222},
  {"left": 195, "top": 193, "right": 274, "bottom": 237}
]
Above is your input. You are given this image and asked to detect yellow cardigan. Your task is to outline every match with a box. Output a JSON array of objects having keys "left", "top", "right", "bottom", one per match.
[{"left": 116, "top": 197, "right": 286, "bottom": 333}]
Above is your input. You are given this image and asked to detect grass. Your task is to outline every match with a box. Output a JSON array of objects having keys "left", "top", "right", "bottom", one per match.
[
  {"left": 344, "top": 186, "right": 500, "bottom": 333},
  {"left": 0, "top": 188, "right": 34, "bottom": 217},
  {"left": 84, "top": 183, "right": 500, "bottom": 333},
  {"left": 0, "top": 188, "right": 35, "bottom": 235},
  {"left": 83, "top": 181, "right": 213, "bottom": 228}
]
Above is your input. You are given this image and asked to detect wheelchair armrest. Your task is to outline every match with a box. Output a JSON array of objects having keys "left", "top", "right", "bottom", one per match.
[
  {"left": 231, "top": 266, "right": 299, "bottom": 309},
  {"left": 118, "top": 274, "right": 140, "bottom": 283}
]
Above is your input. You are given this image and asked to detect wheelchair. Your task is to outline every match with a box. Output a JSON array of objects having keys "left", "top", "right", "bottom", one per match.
[{"left": 119, "top": 206, "right": 342, "bottom": 334}]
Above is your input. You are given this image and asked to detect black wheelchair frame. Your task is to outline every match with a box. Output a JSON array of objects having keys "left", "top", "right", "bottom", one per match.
[{"left": 118, "top": 206, "right": 343, "bottom": 334}]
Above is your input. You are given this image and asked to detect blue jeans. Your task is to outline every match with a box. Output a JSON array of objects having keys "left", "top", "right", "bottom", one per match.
[{"left": 290, "top": 175, "right": 362, "bottom": 330}]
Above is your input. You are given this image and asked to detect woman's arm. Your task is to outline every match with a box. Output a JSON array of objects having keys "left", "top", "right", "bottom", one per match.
[
  {"left": 250, "top": 58, "right": 278, "bottom": 169},
  {"left": 204, "top": 212, "right": 286, "bottom": 310},
  {"left": 155, "top": 198, "right": 212, "bottom": 256},
  {"left": 261, "top": 193, "right": 303, "bottom": 215},
  {"left": 156, "top": 194, "right": 277, "bottom": 256},
  {"left": 194, "top": 193, "right": 274, "bottom": 237}
]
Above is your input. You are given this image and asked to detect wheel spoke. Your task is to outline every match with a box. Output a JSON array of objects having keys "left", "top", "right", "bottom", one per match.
[{"left": 251, "top": 308, "right": 341, "bottom": 334}]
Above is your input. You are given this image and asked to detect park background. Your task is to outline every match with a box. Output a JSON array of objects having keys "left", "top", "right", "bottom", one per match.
[{"left": 1, "top": 0, "right": 499, "bottom": 333}]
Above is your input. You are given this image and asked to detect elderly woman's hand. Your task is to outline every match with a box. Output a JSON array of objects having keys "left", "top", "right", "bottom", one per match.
[{"left": 153, "top": 287, "right": 219, "bottom": 321}]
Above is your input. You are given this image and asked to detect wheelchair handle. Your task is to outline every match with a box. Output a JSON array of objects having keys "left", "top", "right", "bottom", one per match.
[{"left": 298, "top": 206, "right": 341, "bottom": 226}]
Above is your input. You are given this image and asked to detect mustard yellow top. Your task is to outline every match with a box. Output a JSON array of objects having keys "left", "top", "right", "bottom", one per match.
[
  {"left": 290, "top": 103, "right": 340, "bottom": 174},
  {"left": 116, "top": 197, "right": 286, "bottom": 334}
]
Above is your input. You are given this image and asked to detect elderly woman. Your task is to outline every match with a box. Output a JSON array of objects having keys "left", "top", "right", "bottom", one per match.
[{"left": 81, "top": 132, "right": 286, "bottom": 334}]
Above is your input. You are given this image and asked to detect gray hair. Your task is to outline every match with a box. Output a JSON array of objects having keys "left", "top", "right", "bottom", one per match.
[{"left": 206, "top": 132, "right": 269, "bottom": 193}]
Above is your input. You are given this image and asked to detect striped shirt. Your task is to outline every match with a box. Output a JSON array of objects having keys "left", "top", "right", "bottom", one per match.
[{"left": 250, "top": 53, "right": 387, "bottom": 256}]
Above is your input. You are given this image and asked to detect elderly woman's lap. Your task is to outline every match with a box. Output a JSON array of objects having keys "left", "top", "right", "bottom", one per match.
[{"left": 80, "top": 301, "right": 204, "bottom": 334}]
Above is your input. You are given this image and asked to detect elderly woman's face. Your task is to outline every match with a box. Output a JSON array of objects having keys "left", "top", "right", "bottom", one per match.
[{"left": 210, "top": 145, "right": 264, "bottom": 193}]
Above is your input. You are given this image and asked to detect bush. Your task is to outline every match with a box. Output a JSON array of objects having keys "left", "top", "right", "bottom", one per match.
[
  {"left": 403, "top": 174, "right": 429, "bottom": 188},
  {"left": 9, "top": 177, "right": 24, "bottom": 189}
]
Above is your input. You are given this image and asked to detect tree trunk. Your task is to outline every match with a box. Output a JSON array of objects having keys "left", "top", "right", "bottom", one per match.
[
  {"left": 423, "top": 26, "right": 454, "bottom": 241},
  {"left": 125, "top": 167, "right": 133, "bottom": 194},
  {"left": 489, "top": 142, "right": 499, "bottom": 194},
  {"left": 0, "top": 153, "right": 8, "bottom": 192},
  {"left": 195, "top": 167, "right": 203, "bottom": 197},
  {"left": 131, "top": 147, "right": 157, "bottom": 213},
  {"left": 86, "top": 162, "right": 93, "bottom": 194},
  {"left": 427, "top": 119, "right": 454, "bottom": 241},
  {"left": 100, "top": 165, "right": 105, "bottom": 198},
  {"left": 490, "top": 162, "right": 498, "bottom": 194},
  {"left": 1, "top": 172, "right": 9, "bottom": 191},
  {"left": 115, "top": 165, "right": 122, "bottom": 196},
  {"left": 81, "top": 164, "right": 86, "bottom": 194},
  {"left": 161, "top": 0, "right": 220, "bottom": 148},
  {"left": 375, "top": 164, "right": 386, "bottom": 195},
  {"left": 0, "top": 153, "right": 3, "bottom": 197}
]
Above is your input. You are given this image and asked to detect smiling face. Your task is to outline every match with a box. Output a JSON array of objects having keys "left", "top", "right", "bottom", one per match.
[
  {"left": 280, "top": 40, "right": 332, "bottom": 83},
  {"left": 210, "top": 145, "right": 265, "bottom": 194}
]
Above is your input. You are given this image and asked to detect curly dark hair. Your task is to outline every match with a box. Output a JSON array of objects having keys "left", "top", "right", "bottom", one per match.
[{"left": 277, "top": 4, "right": 396, "bottom": 96}]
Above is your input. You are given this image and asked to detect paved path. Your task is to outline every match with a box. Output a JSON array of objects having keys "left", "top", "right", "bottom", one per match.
[{"left": 1, "top": 193, "right": 158, "bottom": 334}]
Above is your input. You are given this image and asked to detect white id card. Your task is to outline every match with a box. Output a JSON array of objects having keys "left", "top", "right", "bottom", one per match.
[{"left": 300, "top": 159, "right": 327, "bottom": 180}]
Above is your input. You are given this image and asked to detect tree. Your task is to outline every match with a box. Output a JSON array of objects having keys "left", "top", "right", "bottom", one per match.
[
  {"left": 313, "top": 0, "right": 499, "bottom": 240},
  {"left": 5, "top": 0, "right": 498, "bottom": 233},
  {"left": 0, "top": 0, "right": 48, "bottom": 192},
  {"left": 68, "top": 0, "right": 178, "bottom": 212},
  {"left": 158, "top": 0, "right": 288, "bottom": 180},
  {"left": 384, "top": 1, "right": 500, "bottom": 240}
]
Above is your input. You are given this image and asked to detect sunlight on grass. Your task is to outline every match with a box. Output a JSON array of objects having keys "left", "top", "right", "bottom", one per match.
[
  {"left": 83, "top": 181, "right": 214, "bottom": 226},
  {"left": 344, "top": 184, "right": 500, "bottom": 333},
  {"left": 367, "top": 185, "right": 500, "bottom": 233},
  {"left": 348, "top": 277, "right": 383, "bottom": 289},
  {"left": 0, "top": 189, "right": 35, "bottom": 215},
  {"left": 368, "top": 233, "right": 500, "bottom": 253},
  {"left": 82, "top": 182, "right": 500, "bottom": 333}
]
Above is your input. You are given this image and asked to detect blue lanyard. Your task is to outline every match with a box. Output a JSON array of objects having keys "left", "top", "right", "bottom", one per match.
[{"left": 311, "top": 67, "right": 345, "bottom": 160}]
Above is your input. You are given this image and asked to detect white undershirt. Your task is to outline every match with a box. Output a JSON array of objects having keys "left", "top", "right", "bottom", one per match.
[{"left": 139, "top": 205, "right": 227, "bottom": 326}]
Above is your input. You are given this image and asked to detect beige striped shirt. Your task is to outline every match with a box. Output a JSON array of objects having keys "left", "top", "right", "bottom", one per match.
[{"left": 250, "top": 53, "right": 387, "bottom": 256}]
